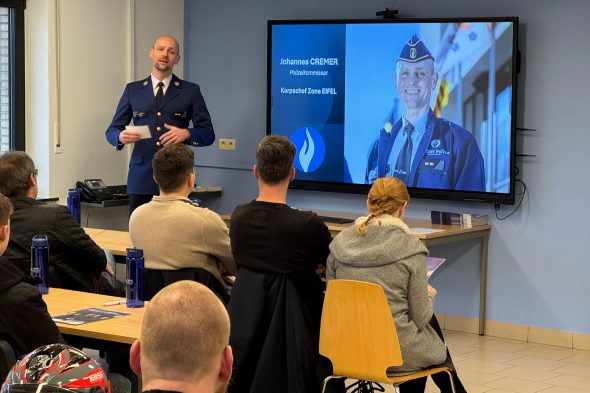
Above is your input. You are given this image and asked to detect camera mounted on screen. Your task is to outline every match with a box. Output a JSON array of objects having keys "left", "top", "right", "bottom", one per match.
[{"left": 376, "top": 8, "right": 398, "bottom": 19}]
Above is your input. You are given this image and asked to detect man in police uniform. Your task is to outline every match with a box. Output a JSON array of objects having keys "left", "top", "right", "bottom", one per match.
[
  {"left": 106, "top": 35, "right": 215, "bottom": 214},
  {"left": 365, "top": 35, "right": 485, "bottom": 192}
]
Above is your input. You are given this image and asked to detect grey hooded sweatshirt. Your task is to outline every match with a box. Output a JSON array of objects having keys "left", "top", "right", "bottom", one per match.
[{"left": 326, "top": 214, "right": 447, "bottom": 373}]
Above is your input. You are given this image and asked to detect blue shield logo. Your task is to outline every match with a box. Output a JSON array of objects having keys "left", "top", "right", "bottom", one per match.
[{"left": 290, "top": 127, "right": 325, "bottom": 173}]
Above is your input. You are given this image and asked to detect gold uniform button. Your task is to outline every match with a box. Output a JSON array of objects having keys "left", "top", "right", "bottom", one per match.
[
  {"left": 157, "top": 112, "right": 161, "bottom": 117},
  {"left": 156, "top": 126, "right": 161, "bottom": 131},
  {"left": 156, "top": 141, "right": 161, "bottom": 147}
]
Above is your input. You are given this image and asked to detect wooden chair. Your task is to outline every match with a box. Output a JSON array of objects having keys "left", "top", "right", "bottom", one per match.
[{"left": 319, "top": 279, "right": 455, "bottom": 393}]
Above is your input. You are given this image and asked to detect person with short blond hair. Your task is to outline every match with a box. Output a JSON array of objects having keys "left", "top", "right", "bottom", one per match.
[
  {"left": 327, "top": 177, "right": 466, "bottom": 393},
  {"left": 130, "top": 281, "right": 232, "bottom": 393}
]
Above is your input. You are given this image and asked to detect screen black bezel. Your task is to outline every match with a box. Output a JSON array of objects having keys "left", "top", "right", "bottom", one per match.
[{"left": 266, "top": 17, "right": 518, "bottom": 205}]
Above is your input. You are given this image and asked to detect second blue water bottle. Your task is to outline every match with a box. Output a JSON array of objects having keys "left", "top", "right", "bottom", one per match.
[
  {"left": 125, "top": 248, "right": 144, "bottom": 308},
  {"left": 67, "top": 188, "right": 81, "bottom": 225},
  {"left": 31, "top": 235, "right": 49, "bottom": 295}
]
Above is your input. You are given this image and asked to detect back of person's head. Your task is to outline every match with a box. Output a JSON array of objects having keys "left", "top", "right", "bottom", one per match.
[
  {"left": 358, "top": 177, "right": 409, "bottom": 235},
  {"left": 0, "top": 193, "right": 12, "bottom": 226},
  {"left": 152, "top": 144, "right": 194, "bottom": 193},
  {"left": 136, "top": 280, "right": 231, "bottom": 386},
  {"left": 255, "top": 135, "right": 295, "bottom": 185},
  {"left": 0, "top": 151, "right": 36, "bottom": 198},
  {"left": 0, "top": 193, "right": 12, "bottom": 255}
]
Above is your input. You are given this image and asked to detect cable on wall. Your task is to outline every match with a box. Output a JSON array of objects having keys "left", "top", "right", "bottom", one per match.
[{"left": 494, "top": 166, "right": 527, "bottom": 220}]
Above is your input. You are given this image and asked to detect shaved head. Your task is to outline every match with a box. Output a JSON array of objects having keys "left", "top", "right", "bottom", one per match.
[
  {"left": 139, "top": 281, "right": 230, "bottom": 383},
  {"left": 152, "top": 35, "right": 179, "bottom": 54}
]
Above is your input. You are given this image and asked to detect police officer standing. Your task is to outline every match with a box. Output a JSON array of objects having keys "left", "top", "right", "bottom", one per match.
[
  {"left": 365, "top": 35, "right": 485, "bottom": 192},
  {"left": 106, "top": 35, "right": 215, "bottom": 215}
]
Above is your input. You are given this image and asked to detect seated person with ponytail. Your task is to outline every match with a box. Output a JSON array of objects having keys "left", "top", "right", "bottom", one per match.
[{"left": 326, "top": 177, "right": 466, "bottom": 393}]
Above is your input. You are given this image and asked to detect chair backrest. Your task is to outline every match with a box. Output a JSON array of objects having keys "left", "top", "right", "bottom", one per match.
[
  {"left": 319, "top": 279, "right": 403, "bottom": 382},
  {"left": 228, "top": 267, "right": 329, "bottom": 392},
  {"left": 143, "top": 267, "right": 229, "bottom": 303},
  {"left": 0, "top": 338, "right": 16, "bottom": 381}
]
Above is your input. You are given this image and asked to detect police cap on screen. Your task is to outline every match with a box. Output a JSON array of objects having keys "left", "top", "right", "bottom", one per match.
[{"left": 398, "top": 35, "right": 435, "bottom": 63}]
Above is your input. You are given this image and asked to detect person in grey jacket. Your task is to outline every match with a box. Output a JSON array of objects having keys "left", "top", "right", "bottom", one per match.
[{"left": 326, "top": 177, "right": 466, "bottom": 393}]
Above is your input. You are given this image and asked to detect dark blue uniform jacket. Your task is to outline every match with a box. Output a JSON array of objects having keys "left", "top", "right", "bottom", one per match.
[
  {"left": 106, "top": 74, "right": 214, "bottom": 195},
  {"left": 366, "top": 110, "right": 485, "bottom": 191}
]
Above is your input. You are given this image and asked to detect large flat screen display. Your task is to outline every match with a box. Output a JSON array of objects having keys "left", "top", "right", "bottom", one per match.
[{"left": 267, "top": 17, "right": 518, "bottom": 204}]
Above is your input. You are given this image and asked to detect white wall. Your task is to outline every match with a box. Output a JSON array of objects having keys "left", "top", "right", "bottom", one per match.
[
  {"left": 25, "top": 0, "right": 184, "bottom": 229},
  {"left": 24, "top": 0, "right": 50, "bottom": 195},
  {"left": 134, "top": 0, "right": 184, "bottom": 79}
]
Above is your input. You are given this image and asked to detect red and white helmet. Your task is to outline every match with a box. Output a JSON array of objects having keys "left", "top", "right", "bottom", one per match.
[{"left": 2, "top": 344, "right": 110, "bottom": 393}]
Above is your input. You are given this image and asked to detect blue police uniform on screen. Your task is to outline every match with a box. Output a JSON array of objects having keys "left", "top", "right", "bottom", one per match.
[
  {"left": 365, "top": 36, "right": 485, "bottom": 192},
  {"left": 106, "top": 36, "right": 214, "bottom": 198}
]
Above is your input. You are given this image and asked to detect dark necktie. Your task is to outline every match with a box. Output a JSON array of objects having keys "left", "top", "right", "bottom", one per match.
[
  {"left": 395, "top": 123, "right": 415, "bottom": 185},
  {"left": 155, "top": 81, "right": 164, "bottom": 107}
]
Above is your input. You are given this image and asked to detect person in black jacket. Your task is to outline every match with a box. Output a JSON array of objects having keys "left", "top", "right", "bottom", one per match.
[
  {"left": 0, "top": 151, "right": 118, "bottom": 294},
  {"left": 0, "top": 193, "right": 63, "bottom": 358},
  {"left": 228, "top": 136, "right": 342, "bottom": 393},
  {"left": 0, "top": 193, "right": 131, "bottom": 392}
]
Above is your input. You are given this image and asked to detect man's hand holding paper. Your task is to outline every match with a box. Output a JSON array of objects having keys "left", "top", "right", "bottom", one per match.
[{"left": 120, "top": 125, "right": 151, "bottom": 144}]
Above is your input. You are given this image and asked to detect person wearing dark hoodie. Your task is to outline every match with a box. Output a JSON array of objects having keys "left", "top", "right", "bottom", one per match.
[
  {"left": 0, "top": 151, "right": 119, "bottom": 295},
  {"left": 0, "top": 193, "right": 63, "bottom": 358},
  {"left": 326, "top": 177, "right": 466, "bottom": 393},
  {"left": 0, "top": 194, "right": 131, "bottom": 392}
]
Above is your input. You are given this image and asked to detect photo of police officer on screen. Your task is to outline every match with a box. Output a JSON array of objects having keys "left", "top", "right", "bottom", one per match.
[{"left": 365, "top": 35, "right": 485, "bottom": 191}]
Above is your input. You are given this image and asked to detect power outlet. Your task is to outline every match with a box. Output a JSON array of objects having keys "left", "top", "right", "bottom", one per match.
[{"left": 219, "top": 138, "right": 236, "bottom": 151}]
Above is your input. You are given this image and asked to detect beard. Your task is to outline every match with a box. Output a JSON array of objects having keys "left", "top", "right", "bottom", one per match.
[{"left": 154, "top": 63, "right": 172, "bottom": 72}]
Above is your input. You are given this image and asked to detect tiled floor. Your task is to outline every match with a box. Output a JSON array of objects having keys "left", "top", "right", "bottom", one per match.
[{"left": 374, "top": 330, "right": 590, "bottom": 393}]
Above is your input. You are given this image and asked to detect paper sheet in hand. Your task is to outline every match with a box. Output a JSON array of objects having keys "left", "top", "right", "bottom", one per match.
[
  {"left": 125, "top": 125, "right": 151, "bottom": 140},
  {"left": 52, "top": 308, "right": 129, "bottom": 325},
  {"left": 426, "top": 257, "right": 446, "bottom": 278}
]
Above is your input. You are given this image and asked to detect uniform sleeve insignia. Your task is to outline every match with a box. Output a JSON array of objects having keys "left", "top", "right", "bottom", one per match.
[{"left": 384, "top": 122, "right": 393, "bottom": 133}]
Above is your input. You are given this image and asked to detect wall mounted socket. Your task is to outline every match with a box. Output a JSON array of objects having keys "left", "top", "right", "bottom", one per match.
[{"left": 219, "top": 138, "right": 236, "bottom": 151}]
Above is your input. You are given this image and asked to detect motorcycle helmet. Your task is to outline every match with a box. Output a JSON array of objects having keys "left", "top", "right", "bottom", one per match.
[{"left": 1, "top": 344, "right": 110, "bottom": 393}]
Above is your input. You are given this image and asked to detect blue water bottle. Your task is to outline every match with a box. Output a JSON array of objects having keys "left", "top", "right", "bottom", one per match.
[
  {"left": 67, "top": 188, "right": 81, "bottom": 225},
  {"left": 31, "top": 235, "right": 49, "bottom": 295},
  {"left": 125, "top": 248, "right": 144, "bottom": 308}
]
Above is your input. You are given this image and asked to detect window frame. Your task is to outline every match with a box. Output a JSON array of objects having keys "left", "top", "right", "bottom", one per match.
[{"left": 0, "top": 0, "right": 25, "bottom": 151}]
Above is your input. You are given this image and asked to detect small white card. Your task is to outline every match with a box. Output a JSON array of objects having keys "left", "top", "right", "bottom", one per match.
[
  {"left": 125, "top": 125, "right": 151, "bottom": 140},
  {"left": 410, "top": 227, "right": 446, "bottom": 235}
]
